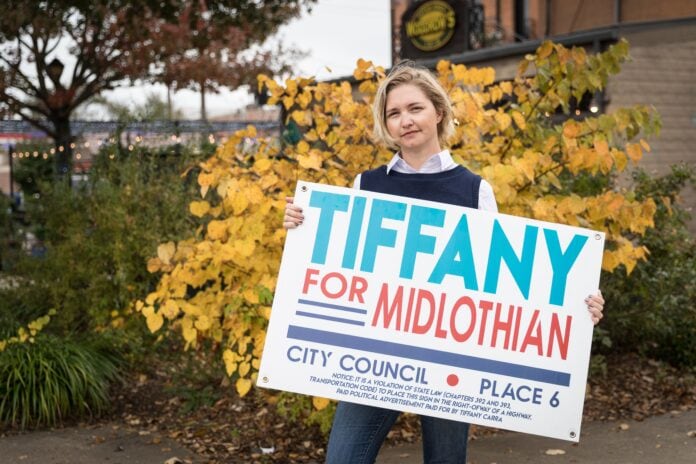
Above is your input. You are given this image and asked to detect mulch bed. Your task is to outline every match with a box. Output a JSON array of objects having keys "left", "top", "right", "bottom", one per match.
[{"left": 110, "top": 352, "right": 696, "bottom": 463}]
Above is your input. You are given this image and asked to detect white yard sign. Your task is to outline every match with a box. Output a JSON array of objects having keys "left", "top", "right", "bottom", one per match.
[{"left": 258, "top": 181, "right": 605, "bottom": 441}]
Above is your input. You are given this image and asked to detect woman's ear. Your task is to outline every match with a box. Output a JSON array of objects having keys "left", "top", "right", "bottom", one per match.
[{"left": 436, "top": 111, "right": 443, "bottom": 124}]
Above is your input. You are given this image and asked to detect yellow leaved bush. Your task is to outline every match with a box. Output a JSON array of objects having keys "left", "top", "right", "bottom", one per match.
[{"left": 136, "top": 40, "right": 660, "bottom": 406}]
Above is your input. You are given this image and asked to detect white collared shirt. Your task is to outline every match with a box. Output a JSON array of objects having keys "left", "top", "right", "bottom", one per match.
[{"left": 353, "top": 150, "right": 498, "bottom": 212}]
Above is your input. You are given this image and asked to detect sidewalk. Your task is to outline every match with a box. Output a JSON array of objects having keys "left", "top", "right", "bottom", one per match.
[{"left": 377, "top": 409, "right": 696, "bottom": 464}]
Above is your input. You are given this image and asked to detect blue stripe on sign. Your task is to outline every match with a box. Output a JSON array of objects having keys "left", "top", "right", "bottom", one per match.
[
  {"left": 298, "top": 298, "right": 368, "bottom": 315},
  {"left": 295, "top": 311, "right": 366, "bottom": 326},
  {"left": 287, "top": 325, "right": 571, "bottom": 387}
]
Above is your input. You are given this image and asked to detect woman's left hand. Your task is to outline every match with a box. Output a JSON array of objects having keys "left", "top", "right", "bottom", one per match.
[{"left": 586, "top": 290, "right": 605, "bottom": 325}]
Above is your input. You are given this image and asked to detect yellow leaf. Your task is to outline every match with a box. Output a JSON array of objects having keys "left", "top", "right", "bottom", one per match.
[
  {"left": 562, "top": 121, "right": 580, "bottom": 139},
  {"left": 312, "top": 396, "right": 331, "bottom": 411},
  {"left": 157, "top": 242, "right": 176, "bottom": 265},
  {"left": 291, "top": 110, "right": 310, "bottom": 125},
  {"left": 236, "top": 378, "right": 252, "bottom": 397},
  {"left": 143, "top": 307, "right": 164, "bottom": 333},
  {"left": 594, "top": 139, "right": 609, "bottom": 157},
  {"left": 282, "top": 95, "right": 294, "bottom": 110},
  {"left": 298, "top": 152, "right": 323, "bottom": 170},
  {"left": 511, "top": 111, "right": 526, "bottom": 130},
  {"left": 190, "top": 201, "right": 211, "bottom": 217},
  {"left": 297, "top": 90, "right": 312, "bottom": 109},
  {"left": 494, "top": 112, "right": 512, "bottom": 131},
  {"left": 626, "top": 143, "right": 642, "bottom": 163},
  {"left": 639, "top": 138, "right": 651, "bottom": 152},
  {"left": 223, "top": 349, "right": 238, "bottom": 376},
  {"left": 207, "top": 220, "right": 228, "bottom": 240},
  {"left": 161, "top": 299, "right": 179, "bottom": 319},
  {"left": 147, "top": 257, "right": 162, "bottom": 273},
  {"left": 233, "top": 239, "right": 256, "bottom": 258},
  {"left": 242, "top": 288, "right": 260, "bottom": 304},
  {"left": 537, "top": 41, "right": 554, "bottom": 59},
  {"left": 231, "top": 194, "right": 250, "bottom": 215},
  {"left": 195, "top": 314, "right": 211, "bottom": 331},
  {"left": 613, "top": 150, "right": 628, "bottom": 171},
  {"left": 239, "top": 361, "right": 251, "bottom": 377},
  {"left": 182, "top": 320, "right": 197, "bottom": 343},
  {"left": 254, "top": 158, "right": 272, "bottom": 173},
  {"left": 296, "top": 140, "right": 309, "bottom": 154}
]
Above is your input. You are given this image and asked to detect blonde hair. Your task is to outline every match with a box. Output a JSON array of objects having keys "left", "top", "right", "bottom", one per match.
[{"left": 372, "top": 63, "right": 455, "bottom": 151}]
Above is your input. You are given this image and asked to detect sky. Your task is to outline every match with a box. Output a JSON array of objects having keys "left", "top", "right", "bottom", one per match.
[{"left": 98, "top": 0, "right": 393, "bottom": 119}]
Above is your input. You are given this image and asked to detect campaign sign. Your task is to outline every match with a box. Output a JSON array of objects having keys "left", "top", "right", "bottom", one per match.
[{"left": 257, "top": 181, "right": 605, "bottom": 442}]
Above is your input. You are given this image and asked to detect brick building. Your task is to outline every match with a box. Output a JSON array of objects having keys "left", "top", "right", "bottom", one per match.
[{"left": 391, "top": 0, "right": 696, "bottom": 229}]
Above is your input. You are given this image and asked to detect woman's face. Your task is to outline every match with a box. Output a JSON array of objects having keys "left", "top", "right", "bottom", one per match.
[{"left": 385, "top": 83, "right": 442, "bottom": 157}]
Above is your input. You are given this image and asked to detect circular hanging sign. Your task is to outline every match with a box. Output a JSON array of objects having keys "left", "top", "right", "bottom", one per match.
[{"left": 404, "top": 0, "right": 457, "bottom": 52}]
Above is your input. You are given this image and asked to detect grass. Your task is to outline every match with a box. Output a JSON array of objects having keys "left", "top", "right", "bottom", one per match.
[{"left": 0, "top": 336, "right": 121, "bottom": 429}]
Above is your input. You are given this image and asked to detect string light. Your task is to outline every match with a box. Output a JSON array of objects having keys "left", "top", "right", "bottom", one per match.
[
  {"left": 50, "top": 148, "right": 55, "bottom": 154},
  {"left": 75, "top": 153, "right": 82, "bottom": 159},
  {"left": 42, "top": 153, "right": 48, "bottom": 159},
  {"left": 69, "top": 142, "right": 76, "bottom": 149},
  {"left": 58, "top": 146, "right": 64, "bottom": 152},
  {"left": 109, "top": 153, "right": 115, "bottom": 159}
]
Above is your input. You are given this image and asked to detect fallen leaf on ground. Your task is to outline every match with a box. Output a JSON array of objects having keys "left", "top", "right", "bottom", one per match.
[
  {"left": 545, "top": 449, "right": 566, "bottom": 455},
  {"left": 619, "top": 423, "right": 630, "bottom": 430}
]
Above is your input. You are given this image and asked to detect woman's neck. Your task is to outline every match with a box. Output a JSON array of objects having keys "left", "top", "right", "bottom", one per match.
[{"left": 400, "top": 147, "right": 442, "bottom": 171}]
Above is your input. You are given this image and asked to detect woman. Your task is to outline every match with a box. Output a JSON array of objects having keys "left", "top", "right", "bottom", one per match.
[{"left": 284, "top": 63, "right": 605, "bottom": 464}]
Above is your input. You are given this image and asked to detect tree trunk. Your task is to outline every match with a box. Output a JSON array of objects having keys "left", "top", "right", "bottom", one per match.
[
  {"left": 53, "top": 117, "right": 73, "bottom": 184},
  {"left": 200, "top": 81, "right": 207, "bottom": 121},
  {"left": 167, "top": 85, "right": 173, "bottom": 120}
]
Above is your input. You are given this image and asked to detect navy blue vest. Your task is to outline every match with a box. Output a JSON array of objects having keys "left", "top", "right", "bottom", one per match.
[{"left": 360, "top": 165, "right": 482, "bottom": 209}]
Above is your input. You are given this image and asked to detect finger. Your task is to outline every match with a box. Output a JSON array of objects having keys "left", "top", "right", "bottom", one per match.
[
  {"left": 285, "top": 196, "right": 295, "bottom": 204},
  {"left": 283, "top": 220, "right": 300, "bottom": 229},
  {"left": 284, "top": 210, "right": 304, "bottom": 221},
  {"left": 284, "top": 214, "right": 303, "bottom": 224},
  {"left": 285, "top": 205, "right": 303, "bottom": 214},
  {"left": 588, "top": 307, "right": 603, "bottom": 319}
]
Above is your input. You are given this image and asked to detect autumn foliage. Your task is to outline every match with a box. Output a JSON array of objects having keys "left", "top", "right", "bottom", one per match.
[{"left": 138, "top": 40, "right": 660, "bottom": 400}]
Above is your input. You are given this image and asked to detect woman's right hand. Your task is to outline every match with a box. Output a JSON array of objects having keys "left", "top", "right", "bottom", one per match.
[{"left": 283, "top": 196, "right": 304, "bottom": 229}]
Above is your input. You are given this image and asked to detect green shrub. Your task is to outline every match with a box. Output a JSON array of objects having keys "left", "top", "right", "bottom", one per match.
[
  {"left": 0, "top": 336, "right": 121, "bottom": 429},
  {"left": 1, "top": 143, "right": 206, "bottom": 336},
  {"left": 597, "top": 164, "right": 696, "bottom": 367}
]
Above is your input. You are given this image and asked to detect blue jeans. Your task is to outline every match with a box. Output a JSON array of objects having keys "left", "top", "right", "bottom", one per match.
[{"left": 325, "top": 401, "right": 469, "bottom": 464}]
